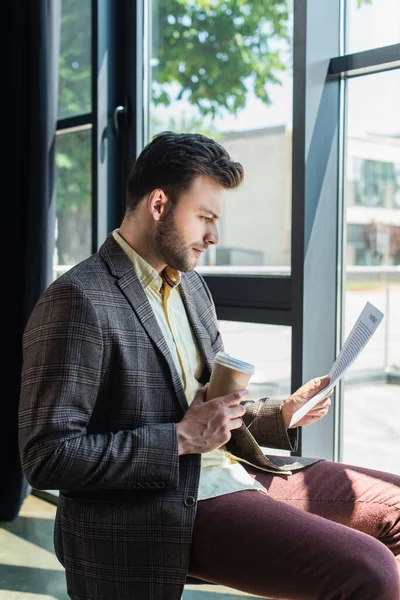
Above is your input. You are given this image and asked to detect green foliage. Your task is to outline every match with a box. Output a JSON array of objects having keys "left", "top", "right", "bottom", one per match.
[
  {"left": 58, "top": 0, "right": 91, "bottom": 119},
  {"left": 56, "top": 131, "right": 91, "bottom": 213},
  {"left": 152, "top": 0, "right": 290, "bottom": 118}
]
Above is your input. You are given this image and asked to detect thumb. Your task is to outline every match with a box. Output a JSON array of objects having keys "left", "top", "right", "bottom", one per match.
[
  {"left": 317, "top": 375, "right": 330, "bottom": 388},
  {"left": 312, "top": 375, "right": 330, "bottom": 393}
]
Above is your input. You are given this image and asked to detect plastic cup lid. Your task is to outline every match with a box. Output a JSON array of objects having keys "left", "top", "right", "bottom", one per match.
[{"left": 213, "top": 351, "right": 255, "bottom": 375}]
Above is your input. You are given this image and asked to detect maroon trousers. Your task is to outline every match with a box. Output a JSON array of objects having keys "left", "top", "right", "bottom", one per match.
[{"left": 188, "top": 461, "right": 400, "bottom": 599}]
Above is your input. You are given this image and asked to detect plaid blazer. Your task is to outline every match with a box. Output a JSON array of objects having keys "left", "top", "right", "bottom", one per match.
[{"left": 19, "top": 234, "right": 319, "bottom": 600}]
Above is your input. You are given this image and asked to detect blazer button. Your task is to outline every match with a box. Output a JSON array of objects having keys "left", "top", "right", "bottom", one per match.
[
  {"left": 149, "top": 482, "right": 157, "bottom": 489},
  {"left": 142, "top": 482, "right": 150, "bottom": 489},
  {"left": 157, "top": 482, "right": 165, "bottom": 489},
  {"left": 184, "top": 496, "right": 196, "bottom": 507},
  {"left": 133, "top": 483, "right": 142, "bottom": 490}
]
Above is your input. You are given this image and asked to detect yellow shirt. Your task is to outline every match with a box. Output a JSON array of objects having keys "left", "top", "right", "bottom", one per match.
[{"left": 113, "top": 230, "right": 265, "bottom": 500}]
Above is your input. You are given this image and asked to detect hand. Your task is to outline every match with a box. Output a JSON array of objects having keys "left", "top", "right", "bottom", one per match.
[
  {"left": 176, "top": 385, "right": 248, "bottom": 455},
  {"left": 281, "top": 376, "right": 333, "bottom": 429}
]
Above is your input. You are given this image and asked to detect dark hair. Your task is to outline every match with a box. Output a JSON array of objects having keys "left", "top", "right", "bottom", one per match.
[{"left": 125, "top": 131, "right": 244, "bottom": 212}]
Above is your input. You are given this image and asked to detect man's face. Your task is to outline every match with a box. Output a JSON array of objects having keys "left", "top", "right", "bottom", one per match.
[{"left": 155, "top": 175, "right": 223, "bottom": 272}]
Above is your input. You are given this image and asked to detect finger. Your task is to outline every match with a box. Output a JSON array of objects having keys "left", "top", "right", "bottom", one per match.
[
  {"left": 313, "top": 397, "right": 331, "bottom": 409},
  {"left": 192, "top": 385, "right": 208, "bottom": 403},
  {"left": 299, "top": 376, "right": 330, "bottom": 398},
  {"left": 305, "top": 377, "right": 331, "bottom": 400},
  {"left": 216, "top": 389, "right": 250, "bottom": 406},
  {"left": 317, "top": 391, "right": 333, "bottom": 404},
  {"left": 308, "top": 406, "right": 330, "bottom": 418},
  {"left": 309, "top": 407, "right": 329, "bottom": 415},
  {"left": 227, "top": 404, "right": 247, "bottom": 418},
  {"left": 228, "top": 417, "right": 244, "bottom": 430}
]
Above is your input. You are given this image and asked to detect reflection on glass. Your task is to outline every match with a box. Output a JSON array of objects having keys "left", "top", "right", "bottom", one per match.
[
  {"left": 346, "top": 0, "right": 400, "bottom": 54},
  {"left": 54, "top": 129, "right": 92, "bottom": 280},
  {"left": 342, "top": 70, "right": 400, "bottom": 474},
  {"left": 58, "top": 0, "right": 91, "bottom": 119},
  {"left": 150, "top": 1, "right": 293, "bottom": 272}
]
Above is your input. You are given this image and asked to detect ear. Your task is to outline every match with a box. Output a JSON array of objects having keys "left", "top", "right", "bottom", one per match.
[{"left": 147, "top": 189, "right": 169, "bottom": 222}]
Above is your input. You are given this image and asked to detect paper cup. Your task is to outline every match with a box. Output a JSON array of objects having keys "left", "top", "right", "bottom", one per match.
[{"left": 205, "top": 351, "right": 255, "bottom": 401}]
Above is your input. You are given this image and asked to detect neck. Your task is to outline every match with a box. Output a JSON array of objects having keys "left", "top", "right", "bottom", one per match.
[{"left": 118, "top": 218, "right": 166, "bottom": 274}]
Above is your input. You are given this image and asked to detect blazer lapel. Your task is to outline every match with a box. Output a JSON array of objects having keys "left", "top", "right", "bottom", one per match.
[{"left": 99, "top": 235, "right": 188, "bottom": 413}]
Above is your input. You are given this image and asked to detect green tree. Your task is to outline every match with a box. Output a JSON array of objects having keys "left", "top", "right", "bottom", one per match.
[{"left": 152, "top": 0, "right": 291, "bottom": 119}]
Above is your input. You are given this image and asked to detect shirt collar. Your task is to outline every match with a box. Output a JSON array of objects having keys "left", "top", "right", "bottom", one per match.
[{"left": 112, "top": 229, "right": 181, "bottom": 292}]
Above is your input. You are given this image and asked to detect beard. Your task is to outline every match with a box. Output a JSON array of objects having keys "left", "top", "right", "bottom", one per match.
[{"left": 155, "top": 207, "right": 199, "bottom": 272}]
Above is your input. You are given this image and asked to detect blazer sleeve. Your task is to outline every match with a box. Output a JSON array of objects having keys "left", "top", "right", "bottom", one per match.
[
  {"left": 241, "top": 397, "right": 298, "bottom": 451},
  {"left": 18, "top": 280, "right": 180, "bottom": 493}
]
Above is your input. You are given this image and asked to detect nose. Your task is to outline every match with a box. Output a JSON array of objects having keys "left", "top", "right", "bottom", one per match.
[{"left": 205, "top": 222, "right": 219, "bottom": 246}]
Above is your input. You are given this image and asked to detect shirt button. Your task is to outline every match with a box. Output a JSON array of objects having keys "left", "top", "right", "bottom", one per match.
[{"left": 184, "top": 496, "right": 196, "bottom": 507}]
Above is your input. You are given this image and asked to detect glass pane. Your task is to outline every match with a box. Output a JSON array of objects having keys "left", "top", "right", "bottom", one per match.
[
  {"left": 58, "top": 0, "right": 91, "bottom": 119},
  {"left": 346, "top": 0, "right": 400, "bottom": 54},
  {"left": 150, "top": 1, "right": 293, "bottom": 274},
  {"left": 342, "top": 70, "right": 400, "bottom": 474},
  {"left": 54, "top": 129, "right": 92, "bottom": 281}
]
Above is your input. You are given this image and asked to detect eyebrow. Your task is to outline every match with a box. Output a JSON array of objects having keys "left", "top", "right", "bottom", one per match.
[{"left": 199, "top": 206, "right": 221, "bottom": 220}]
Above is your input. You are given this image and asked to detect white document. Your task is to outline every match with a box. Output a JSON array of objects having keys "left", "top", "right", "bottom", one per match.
[{"left": 289, "top": 301, "right": 384, "bottom": 428}]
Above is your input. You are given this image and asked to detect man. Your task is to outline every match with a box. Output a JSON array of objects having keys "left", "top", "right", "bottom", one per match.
[{"left": 19, "top": 132, "right": 400, "bottom": 600}]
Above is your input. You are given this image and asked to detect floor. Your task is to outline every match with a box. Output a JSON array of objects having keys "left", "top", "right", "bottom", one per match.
[{"left": 0, "top": 495, "right": 65, "bottom": 600}]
